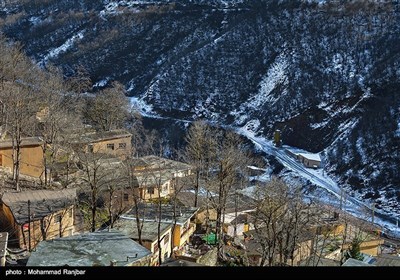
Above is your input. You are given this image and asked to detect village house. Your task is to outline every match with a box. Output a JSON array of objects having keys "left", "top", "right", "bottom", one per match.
[
  {"left": 113, "top": 218, "right": 173, "bottom": 265},
  {"left": 0, "top": 137, "right": 44, "bottom": 178},
  {"left": 131, "top": 156, "right": 192, "bottom": 200},
  {"left": 27, "top": 230, "right": 152, "bottom": 266},
  {"left": 243, "top": 228, "right": 313, "bottom": 266},
  {"left": 176, "top": 179, "right": 257, "bottom": 233},
  {"left": 296, "top": 153, "right": 321, "bottom": 168},
  {"left": 76, "top": 156, "right": 136, "bottom": 217},
  {"left": 223, "top": 212, "right": 255, "bottom": 238},
  {"left": 0, "top": 188, "right": 77, "bottom": 250},
  {"left": 308, "top": 207, "right": 384, "bottom": 262},
  {"left": 127, "top": 203, "right": 198, "bottom": 253},
  {"left": 72, "top": 129, "right": 132, "bottom": 160},
  {"left": 299, "top": 256, "right": 340, "bottom": 266},
  {"left": 0, "top": 232, "right": 7, "bottom": 267}
]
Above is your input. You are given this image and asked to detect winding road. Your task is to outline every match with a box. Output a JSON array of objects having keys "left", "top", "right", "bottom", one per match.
[{"left": 237, "top": 128, "right": 400, "bottom": 238}]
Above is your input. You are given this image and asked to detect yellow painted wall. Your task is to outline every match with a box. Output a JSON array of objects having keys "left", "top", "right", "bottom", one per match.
[
  {"left": 0, "top": 145, "right": 44, "bottom": 178},
  {"left": 0, "top": 204, "right": 17, "bottom": 241},
  {"left": 195, "top": 209, "right": 217, "bottom": 224},
  {"left": 0, "top": 204, "right": 74, "bottom": 249},
  {"left": 342, "top": 239, "right": 383, "bottom": 257},
  {"left": 139, "top": 181, "right": 171, "bottom": 200},
  {"left": 19, "top": 206, "right": 75, "bottom": 249},
  {"left": 173, "top": 222, "right": 195, "bottom": 248},
  {"left": 88, "top": 137, "right": 131, "bottom": 160}
]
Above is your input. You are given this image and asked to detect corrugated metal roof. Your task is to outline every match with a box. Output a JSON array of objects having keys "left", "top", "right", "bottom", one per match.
[{"left": 1, "top": 188, "right": 77, "bottom": 224}]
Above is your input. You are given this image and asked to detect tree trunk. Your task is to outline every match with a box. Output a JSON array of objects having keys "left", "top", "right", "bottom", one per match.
[{"left": 194, "top": 170, "right": 200, "bottom": 207}]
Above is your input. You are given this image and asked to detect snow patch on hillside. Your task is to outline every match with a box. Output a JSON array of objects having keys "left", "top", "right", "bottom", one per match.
[
  {"left": 130, "top": 96, "right": 155, "bottom": 116},
  {"left": 41, "top": 30, "right": 85, "bottom": 65},
  {"left": 244, "top": 52, "right": 289, "bottom": 109},
  {"left": 396, "top": 119, "right": 400, "bottom": 137},
  {"left": 100, "top": 1, "right": 144, "bottom": 17}
]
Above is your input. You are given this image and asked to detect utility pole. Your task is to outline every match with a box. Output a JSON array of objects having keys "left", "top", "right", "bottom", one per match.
[{"left": 27, "top": 200, "right": 31, "bottom": 252}]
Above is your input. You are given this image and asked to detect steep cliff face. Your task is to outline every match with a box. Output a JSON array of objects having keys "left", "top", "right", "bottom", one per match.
[{"left": 1, "top": 0, "right": 400, "bottom": 209}]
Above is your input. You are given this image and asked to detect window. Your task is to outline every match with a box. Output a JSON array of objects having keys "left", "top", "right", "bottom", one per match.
[
  {"left": 124, "top": 193, "right": 129, "bottom": 201},
  {"left": 107, "top": 143, "right": 115, "bottom": 150},
  {"left": 68, "top": 208, "right": 73, "bottom": 218},
  {"left": 147, "top": 187, "right": 154, "bottom": 195},
  {"left": 164, "top": 233, "right": 170, "bottom": 245},
  {"left": 54, "top": 214, "right": 62, "bottom": 224},
  {"left": 153, "top": 242, "right": 159, "bottom": 253},
  {"left": 88, "top": 144, "right": 94, "bottom": 153},
  {"left": 119, "top": 143, "right": 126, "bottom": 149}
]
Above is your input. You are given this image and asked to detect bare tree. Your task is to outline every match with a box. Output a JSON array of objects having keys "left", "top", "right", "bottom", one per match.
[
  {"left": 35, "top": 65, "right": 83, "bottom": 187},
  {"left": 125, "top": 157, "right": 145, "bottom": 245},
  {"left": 184, "top": 121, "right": 215, "bottom": 207},
  {"left": 66, "top": 65, "right": 92, "bottom": 95},
  {"left": 77, "top": 152, "right": 123, "bottom": 232},
  {"left": 252, "top": 177, "right": 314, "bottom": 266},
  {"left": 207, "top": 130, "right": 251, "bottom": 262},
  {"left": 85, "top": 81, "right": 130, "bottom": 131}
]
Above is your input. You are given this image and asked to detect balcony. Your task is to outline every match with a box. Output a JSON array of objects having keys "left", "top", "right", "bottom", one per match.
[{"left": 179, "top": 223, "right": 196, "bottom": 247}]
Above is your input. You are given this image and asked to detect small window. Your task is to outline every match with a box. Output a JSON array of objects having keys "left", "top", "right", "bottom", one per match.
[
  {"left": 88, "top": 144, "right": 94, "bottom": 153},
  {"left": 147, "top": 187, "right": 154, "bottom": 195},
  {"left": 54, "top": 214, "right": 62, "bottom": 224},
  {"left": 164, "top": 233, "right": 169, "bottom": 245},
  {"left": 124, "top": 193, "right": 129, "bottom": 201},
  {"left": 119, "top": 143, "right": 126, "bottom": 149},
  {"left": 107, "top": 144, "right": 115, "bottom": 150},
  {"left": 153, "top": 242, "right": 159, "bottom": 252}
]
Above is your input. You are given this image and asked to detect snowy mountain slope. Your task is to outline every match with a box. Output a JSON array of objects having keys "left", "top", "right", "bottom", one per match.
[{"left": 1, "top": 0, "right": 400, "bottom": 215}]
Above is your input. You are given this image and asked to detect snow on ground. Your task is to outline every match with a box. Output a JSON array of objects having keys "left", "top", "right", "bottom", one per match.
[
  {"left": 99, "top": 1, "right": 143, "bottom": 18},
  {"left": 130, "top": 96, "right": 156, "bottom": 116},
  {"left": 93, "top": 78, "right": 110, "bottom": 88},
  {"left": 241, "top": 52, "right": 288, "bottom": 109},
  {"left": 237, "top": 126, "right": 400, "bottom": 238},
  {"left": 41, "top": 30, "right": 85, "bottom": 65},
  {"left": 185, "top": 187, "right": 217, "bottom": 197}
]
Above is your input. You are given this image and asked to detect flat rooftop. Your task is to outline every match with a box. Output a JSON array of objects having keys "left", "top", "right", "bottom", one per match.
[
  {"left": 72, "top": 129, "right": 132, "bottom": 144},
  {"left": 0, "top": 137, "right": 43, "bottom": 149},
  {"left": 297, "top": 153, "right": 321, "bottom": 162},
  {"left": 1, "top": 188, "right": 77, "bottom": 224},
  {"left": 27, "top": 230, "right": 151, "bottom": 266},
  {"left": 114, "top": 218, "right": 172, "bottom": 242},
  {"left": 126, "top": 203, "right": 198, "bottom": 225}
]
